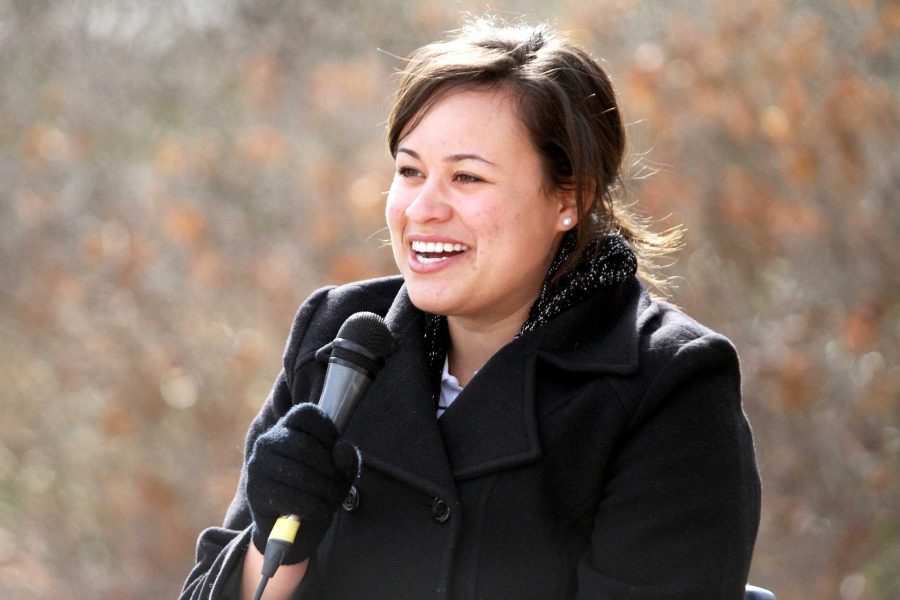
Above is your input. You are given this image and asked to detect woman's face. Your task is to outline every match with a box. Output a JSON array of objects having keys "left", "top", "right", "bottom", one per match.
[{"left": 386, "top": 88, "right": 575, "bottom": 325}]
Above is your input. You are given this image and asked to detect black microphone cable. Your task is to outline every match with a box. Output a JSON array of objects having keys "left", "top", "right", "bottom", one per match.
[{"left": 251, "top": 515, "right": 301, "bottom": 600}]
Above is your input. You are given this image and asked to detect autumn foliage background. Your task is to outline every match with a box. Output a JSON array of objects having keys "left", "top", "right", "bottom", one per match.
[{"left": 1, "top": 1, "right": 898, "bottom": 598}]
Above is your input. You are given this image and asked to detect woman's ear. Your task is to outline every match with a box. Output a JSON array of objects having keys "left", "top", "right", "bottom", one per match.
[{"left": 555, "top": 187, "right": 579, "bottom": 232}]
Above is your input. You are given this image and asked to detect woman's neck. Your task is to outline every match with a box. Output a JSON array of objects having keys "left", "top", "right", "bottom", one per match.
[{"left": 446, "top": 305, "right": 531, "bottom": 387}]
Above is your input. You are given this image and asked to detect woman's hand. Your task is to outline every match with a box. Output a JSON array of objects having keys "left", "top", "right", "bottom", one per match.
[{"left": 246, "top": 402, "right": 361, "bottom": 565}]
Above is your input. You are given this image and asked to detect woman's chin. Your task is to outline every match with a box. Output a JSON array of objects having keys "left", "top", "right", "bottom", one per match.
[{"left": 405, "top": 284, "right": 459, "bottom": 317}]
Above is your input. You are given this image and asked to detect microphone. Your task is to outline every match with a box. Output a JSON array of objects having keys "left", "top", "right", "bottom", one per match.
[
  {"left": 316, "top": 311, "right": 394, "bottom": 432},
  {"left": 254, "top": 311, "right": 393, "bottom": 598}
]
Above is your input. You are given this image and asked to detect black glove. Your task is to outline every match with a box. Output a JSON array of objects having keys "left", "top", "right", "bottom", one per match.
[{"left": 246, "top": 402, "right": 361, "bottom": 564}]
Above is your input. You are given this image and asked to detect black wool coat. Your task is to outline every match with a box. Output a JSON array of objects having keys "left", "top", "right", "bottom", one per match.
[{"left": 181, "top": 275, "right": 761, "bottom": 600}]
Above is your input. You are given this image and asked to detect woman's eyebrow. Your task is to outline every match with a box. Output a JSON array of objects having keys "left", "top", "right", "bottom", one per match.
[
  {"left": 397, "top": 147, "right": 497, "bottom": 167},
  {"left": 448, "top": 153, "right": 497, "bottom": 167}
]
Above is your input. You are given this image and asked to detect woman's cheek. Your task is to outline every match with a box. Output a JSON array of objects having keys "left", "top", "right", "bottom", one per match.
[
  {"left": 385, "top": 194, "right": 407, "bottom": 258},
  {"left": 385, "top": 190, "right": 400, "bottom": 226}
]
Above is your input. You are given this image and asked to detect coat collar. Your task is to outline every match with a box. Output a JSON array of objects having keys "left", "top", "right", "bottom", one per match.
[
  {"left": 337, "top": 276, "right": 653, "bottom": 492},
  {"left": 535, "top": 276, "right": 656, "bottom": 375}
]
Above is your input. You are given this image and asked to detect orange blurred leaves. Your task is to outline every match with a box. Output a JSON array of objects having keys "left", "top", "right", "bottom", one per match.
[
  {"left": 718, "top": 168, "right": 824, "bottom": 237},
  {"left": 138, "top": 473, "right": 176, "bottom": 511},
  {"left": 154, "top": 139, "right": 188, "bottom": 176},
  {"left": 882, "top": 3, "right": 900, "bottom": 32},
  {"left": 842, "top": 300, "right": 884, "bottom": 355},
  {"left": 760, "top": 105, "right": 791, "bottom": 142},
  {"left": 14, "top": 188, "right": 53, "bottom": 227},
  {"left": 241, "top": 53, "right": 282, "bottom": 110},
  {"left": 719, "top": 168, "right": 770, "bottom": 225},
  {"left": 307, "top": 209, "right": 344, "bottom": 250},
  {"left": 191, "top": 247, "right": 226, "bottom": 287},
  {"left": 308, "top": 60, "right": 379, "bottom": 117},
  {"left": 154, "top": 135, "right": 225, "bottom": 178},
  {"left": 765, "top": 197, "right": 825, "bottom": 236},
  {"left": 253, "top": 251, "right": 295, "bottom": 297},
  {"left": 102, "top": 404, "right": 136, "bottom": 437},
  {"left": 329, "top": 250, "right": 377, "bottom": 284},
  {"left": 163, "top": 203, "right": 207, "bottom": 246},
  {"left": 22, "top": 123, "right": 79, "bottom": 165},
  {"left": 236, "top": 126, "right": 287, "bottom": 166},
  {"left": 772, "top": 351, "right": 821, "bottom": 412},
  {"left": 785, "top": 146, "right": 819, "bottom": 183}
]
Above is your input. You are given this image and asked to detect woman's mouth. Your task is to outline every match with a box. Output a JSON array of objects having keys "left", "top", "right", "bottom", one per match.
[{"left": 410, "top": 240, "right": 469, "bottom": 265}]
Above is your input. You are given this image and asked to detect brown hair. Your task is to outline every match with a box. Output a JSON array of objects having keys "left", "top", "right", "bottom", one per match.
[{"left": 387, "top": 17, "right": 683, "bottom": 295}]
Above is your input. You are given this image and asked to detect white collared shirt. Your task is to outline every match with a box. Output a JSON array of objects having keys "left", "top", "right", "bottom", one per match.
[{"left": 437, "top": 356, "right": 463, "bottom": 418}]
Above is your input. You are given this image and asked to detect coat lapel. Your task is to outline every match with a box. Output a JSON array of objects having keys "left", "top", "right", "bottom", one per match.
[
  {"left": 436, "top": 277, "right": 651, "bottom": 481},
  {"left": 437, "top": 333, "right": 543, "bottom": 480}
]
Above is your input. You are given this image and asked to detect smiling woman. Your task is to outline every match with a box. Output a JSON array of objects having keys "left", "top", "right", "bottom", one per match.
[
  {"left": 181, "top": 16, "right": 761, "bottom": 600},
  {"left": 387, "top": 88, "right": 570, "bottom": 381}
]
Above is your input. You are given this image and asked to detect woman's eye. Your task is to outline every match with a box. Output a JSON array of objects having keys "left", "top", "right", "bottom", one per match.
[
  {"left": 396, "top": 166, "right": 421, "bottom": 178},
  {"left": 455, "top": 173, "right": 482, "bottom": 184}
]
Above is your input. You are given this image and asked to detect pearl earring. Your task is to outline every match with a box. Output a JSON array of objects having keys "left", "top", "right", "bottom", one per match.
[{"left": 562, "top": 216, "right": 574, "bottom": 228}]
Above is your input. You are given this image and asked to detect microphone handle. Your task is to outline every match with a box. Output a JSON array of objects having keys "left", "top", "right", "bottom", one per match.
[
  {"left": 269, "top": 360, "right": 375, "bottom": 545},
  {"left": 317, "top": 359, "right": 375, "bottom": 433}
]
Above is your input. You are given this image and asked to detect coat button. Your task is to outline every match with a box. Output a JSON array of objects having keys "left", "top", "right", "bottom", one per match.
[
  {"left": 431, "top": 497, "right": 450, "bottom": 523},
  {"left": 342, "top": 486, "right": 360, "bottom": 512}
]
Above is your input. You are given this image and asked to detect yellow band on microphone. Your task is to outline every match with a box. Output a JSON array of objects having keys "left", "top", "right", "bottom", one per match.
[{"left": 269, "top": 516, "right": 301, "bottom": 544}]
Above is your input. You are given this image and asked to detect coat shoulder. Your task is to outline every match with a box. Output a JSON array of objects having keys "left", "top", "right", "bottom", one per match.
[
  {"left": 283, "top": 276, "right": 404, "bottom": 374},
  {"left": 640, "top": 298, "right": 733, "bottom": 357},
  {"left": 313, "top": 275, "right": 404, "bottom": 322},
  {"left": 616, "top": 296, "right": 741, "bottom": 415}
]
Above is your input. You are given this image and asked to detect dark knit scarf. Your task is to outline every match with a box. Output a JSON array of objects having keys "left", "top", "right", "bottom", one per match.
[{"left": 423, "top": 232, "right": 637, "bottom": 403}]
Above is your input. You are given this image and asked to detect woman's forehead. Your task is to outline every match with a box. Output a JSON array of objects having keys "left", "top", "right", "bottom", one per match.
[{"left": 398, "top": 88, "right": 534, "bottom": 158}]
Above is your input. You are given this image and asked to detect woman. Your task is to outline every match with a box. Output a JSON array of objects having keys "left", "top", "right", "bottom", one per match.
[{"left": 181, "top": 18, "right": 761, "bottom": 600}]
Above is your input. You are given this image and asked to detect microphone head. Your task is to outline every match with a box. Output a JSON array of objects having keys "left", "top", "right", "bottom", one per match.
[{"left": 331, "top": 312, "right": 393, "bottom": 374}]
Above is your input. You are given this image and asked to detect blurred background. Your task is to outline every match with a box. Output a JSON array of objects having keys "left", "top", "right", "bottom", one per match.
[{"left": 1, "top": 0, "right": 897, "bottom": 598}]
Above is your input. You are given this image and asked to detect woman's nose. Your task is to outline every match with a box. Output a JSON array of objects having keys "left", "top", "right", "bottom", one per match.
[{"left": 405, "top": 180, "right": 453, "bottom": 223}]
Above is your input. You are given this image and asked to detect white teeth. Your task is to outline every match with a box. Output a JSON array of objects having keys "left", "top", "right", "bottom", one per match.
[
  {"left": 417, "top": 255, "right": 448, "bottom": 264},
  {"left": 410, "top": 240, "right": 469, "bottom": 253}
]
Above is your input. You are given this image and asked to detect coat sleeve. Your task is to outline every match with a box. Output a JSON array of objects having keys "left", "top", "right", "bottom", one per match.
[
  {"left": 179, "top": 286, "right": 335, "bottom": 600},
  {"left": 575, "top": 332, "right": 761, "bottom": 599}
]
